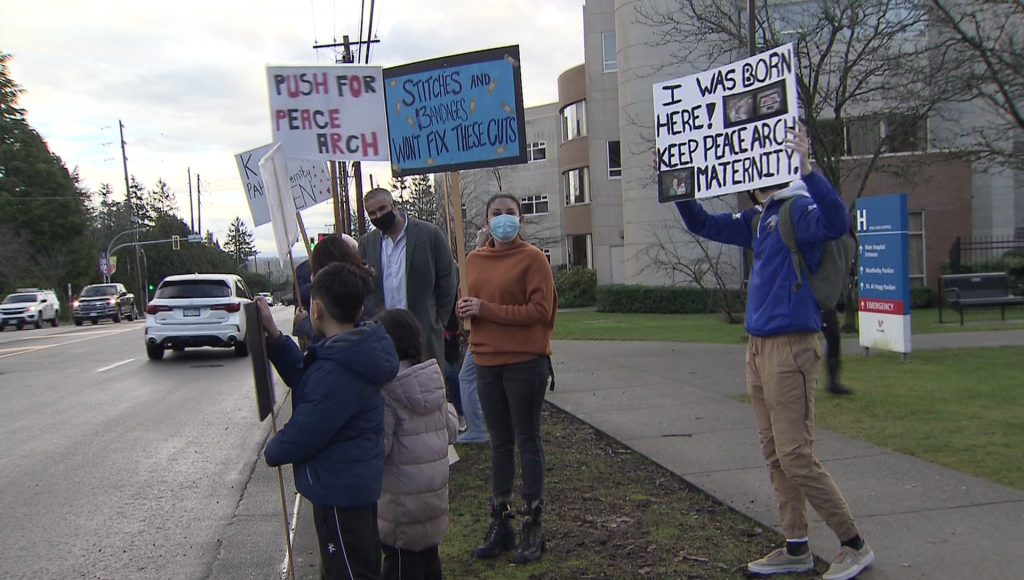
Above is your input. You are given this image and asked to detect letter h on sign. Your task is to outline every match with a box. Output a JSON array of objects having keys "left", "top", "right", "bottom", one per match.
[{"left": 857, "top": 209, "right": 868, "bottom": 232}]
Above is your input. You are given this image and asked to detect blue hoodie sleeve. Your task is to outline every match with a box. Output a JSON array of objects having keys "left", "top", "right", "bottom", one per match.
[
  {"left": 266, "top": 332, "right": 306, "bottom": 390},
  {"left": 675, "top": 200, "right": 757, "bottom": 249},
  {"left": 264, "top": 366, "right": 358, "bottom": 467},
  {"left": 790, "top": 172, "right": 850, "bottom": 243}
]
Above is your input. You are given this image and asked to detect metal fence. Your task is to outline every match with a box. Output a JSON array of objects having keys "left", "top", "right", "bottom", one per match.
[{"left": 948, "top": 234, "right": 1024, "bottom": 274}]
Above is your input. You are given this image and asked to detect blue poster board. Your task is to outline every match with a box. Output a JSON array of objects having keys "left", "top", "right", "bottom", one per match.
[
  {"left": 855, "top": 193, "right": 912, "bottom": 353},
  {"left": 383, "top": 46, "right": 527, "bottom": 177}
]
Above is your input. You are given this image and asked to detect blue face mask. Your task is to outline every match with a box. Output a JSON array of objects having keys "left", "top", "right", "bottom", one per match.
[{"left": 488, "top": 214, "right": 521, "bottom": 242}]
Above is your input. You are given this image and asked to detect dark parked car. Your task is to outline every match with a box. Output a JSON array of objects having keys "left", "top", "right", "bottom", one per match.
[{"left": 73, "top": 283, "right": 136, "bottom": 326}]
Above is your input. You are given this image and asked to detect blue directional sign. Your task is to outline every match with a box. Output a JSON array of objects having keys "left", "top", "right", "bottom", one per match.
[
  {"left": 383, "top": 46, "right": 528, "bottom": 177},
  {"left": 856, "top": 193, "right": 911, "bottom": 353}
]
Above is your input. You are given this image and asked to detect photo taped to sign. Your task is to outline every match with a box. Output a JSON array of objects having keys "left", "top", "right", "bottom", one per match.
[
  {"left": 653, "top": 44, "right": 801, "bottom": 201},
  {"left": 658, "top": 167, "right": 696, "bottom": 203},
  {"left": 266, "top": 64, "right": 389, "bottom": 162},
  {"left": 383, "top": 46, "right": 528, "bottom": 177}
]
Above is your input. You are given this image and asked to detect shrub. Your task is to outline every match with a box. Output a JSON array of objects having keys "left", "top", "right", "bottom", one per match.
[
  {"left": 554, "top": 268, "right": 597, "bottom": 308},
  {"left": 910, "top": 287, "right": 933, "bottom": 309},
  {"left": 596, "top": 284, "right": 746, "bottom": 315}
]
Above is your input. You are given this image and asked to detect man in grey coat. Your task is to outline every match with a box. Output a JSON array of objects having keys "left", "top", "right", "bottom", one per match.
[{"left": 358, "top": 187, "right": 457, "bottom": 366}]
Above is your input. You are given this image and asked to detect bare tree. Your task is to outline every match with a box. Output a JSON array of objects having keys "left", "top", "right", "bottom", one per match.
[
  {"left": 635, "top": 222, "right": 746, "bottom": 322},
  {"left": 929, "top": 0, "right": 1024, "bottom": 170}
]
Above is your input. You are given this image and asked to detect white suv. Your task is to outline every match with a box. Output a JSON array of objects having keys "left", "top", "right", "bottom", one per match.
[
  {"left": 0, "top": 289, "right": 61, "bottom": 331},
  {"left": 144, "top": 274, "right": 253, "bottom": 360}
]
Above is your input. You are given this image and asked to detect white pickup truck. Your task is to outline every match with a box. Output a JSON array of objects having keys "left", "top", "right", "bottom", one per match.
[{"left": 0, "top": 288, "right": 61, "bottom": 330}]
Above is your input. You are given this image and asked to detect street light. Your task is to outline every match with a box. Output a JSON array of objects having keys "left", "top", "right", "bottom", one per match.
[{"left": 104, "top": 228, "right": 146, "bottom": 283}]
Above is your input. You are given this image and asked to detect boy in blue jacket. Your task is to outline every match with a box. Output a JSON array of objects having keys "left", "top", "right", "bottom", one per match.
[
  {"left": 257, "top": 261, "right": 399, "bottom": 580},
  {"left": 676, "top": 126, "right": 873, "bottom": 580}
]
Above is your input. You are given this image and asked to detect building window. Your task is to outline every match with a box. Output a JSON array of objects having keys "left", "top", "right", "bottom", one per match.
[
  {"left": 520, "top": 195, "right": 549, "bottom": 216},
  {"left": 844, "top": 115, "right": 928, "bottom": 156},
  {"left": 542, "top": 248, "right": 551, "bottom": 263},
  {"left": 527, "top": 141, "right": 547, "bottom": 162},
  {"left": 602, "top": 32, "right": 617, "bottom": 72},
  {"left": 561, "top": 101, "right": 587, "bottom": 143},
  {"left": 909, "top": 210, "right": 926, "bottom": 288},
  {"left": 567, "top": 234, "right": 593, "bottom": 269},
  {"left": 607, "top": 141, "right": 621, "bottom": 178},
  {"left": 563, "top": 167, "right": 590, "bottom": 206}
]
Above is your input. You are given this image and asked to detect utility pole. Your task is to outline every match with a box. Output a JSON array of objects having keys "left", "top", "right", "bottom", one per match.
[
  {"left": 188, "top": 167, "right": 195, "bottom": 233},
  {"left": 120, "top": 120, "right": 143, "bottom": 303},
  {"left": 197, "top": 173, "right": 202, "bottom": 237}
]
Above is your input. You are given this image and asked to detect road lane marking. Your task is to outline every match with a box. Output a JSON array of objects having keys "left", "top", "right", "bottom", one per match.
[
  {"left": 0, "top": 327, "right": 138, "bottom": 360},
  {"left": 96, "top": 358, "right": 135, "bottom": 372}
]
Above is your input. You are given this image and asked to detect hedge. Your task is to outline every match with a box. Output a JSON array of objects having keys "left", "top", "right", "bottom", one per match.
[
  {"left": 596, "top": 284, "right": 746, "bottom": 314},
  {"left": 554, "top": 268, "right": 597, "bottom": 308}
]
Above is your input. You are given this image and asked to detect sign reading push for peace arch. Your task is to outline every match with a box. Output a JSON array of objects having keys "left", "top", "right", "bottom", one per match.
[{"left": 383, "top": 46, "right": 528, "bottom": 177}]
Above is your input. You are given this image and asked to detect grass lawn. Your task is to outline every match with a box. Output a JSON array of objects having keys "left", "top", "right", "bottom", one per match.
[
  {"left": 553, "top": 308, "right": 1024, "bottom": 344},
  {"left": 735, "top": 347, "right": 1024, "bottom": 490},
  {"left": 442, "top": 405, "right": 823, "bottom": 579}
]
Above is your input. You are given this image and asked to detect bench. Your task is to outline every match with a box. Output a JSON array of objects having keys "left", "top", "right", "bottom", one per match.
[{"left": 939, "top": 272, "right": 1024, "bottom": 325}]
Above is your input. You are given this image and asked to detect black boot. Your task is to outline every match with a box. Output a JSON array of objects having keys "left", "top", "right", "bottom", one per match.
[
  {"left": 471, "top": 499, "right": 516, "bottom": 559},
  {"left": 510, "top": 500, "right": 546, "bottom": 564}
]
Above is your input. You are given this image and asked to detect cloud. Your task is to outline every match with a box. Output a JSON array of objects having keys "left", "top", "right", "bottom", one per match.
[{"left": 2, "top": 0, "right": 584, "bottom": 254}]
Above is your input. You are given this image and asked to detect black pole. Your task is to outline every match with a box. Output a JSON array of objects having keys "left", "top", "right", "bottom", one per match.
[
  {"left": 748, "top": 0, "right": 757, "bottom": 56},
  {"left": 197, "top": 173, "right": 202, "bottom": 236}
]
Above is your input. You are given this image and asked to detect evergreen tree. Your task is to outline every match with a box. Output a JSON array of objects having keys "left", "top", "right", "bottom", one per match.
[
  {"left": 403, "top": 174, "right": 444, "bottom": 230},
  {"left": 223, "top": 216, "right": 258, "bottom": 266},
  {"left": 146, "top": 178, "right": 178, "bottom": 218}
]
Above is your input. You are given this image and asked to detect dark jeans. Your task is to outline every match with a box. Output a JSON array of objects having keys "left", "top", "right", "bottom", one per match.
[
  {"left": 311, "top": 503, "right": 381, "bottom": 580},
  {"left": 821, "top": 309, "right": 842, "bottom": 388},
  {"left": 444, "top": 360, "right": 463, "bottom": 416},
  {"left": 382, "top": 544, "right": 442, "bottom": 580},
  {"left": 476, "top": 357, "right": 548, "bottom": 502}
]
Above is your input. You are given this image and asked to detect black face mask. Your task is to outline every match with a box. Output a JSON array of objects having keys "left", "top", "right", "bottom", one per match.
[{"left": 370, "top": 209, "right": 398, "bottom": 232}]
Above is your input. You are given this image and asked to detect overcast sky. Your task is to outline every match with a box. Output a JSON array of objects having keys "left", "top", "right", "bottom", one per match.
[{"left": 2, "top": 0, "right": 583, "bottom": 257}]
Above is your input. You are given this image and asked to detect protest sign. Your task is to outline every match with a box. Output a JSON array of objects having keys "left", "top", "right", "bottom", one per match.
[
  {"left": 236, "top": 144, "right": 334, "bottom": 226},
  {"left": 653, "top": 44, "right": 800, "bottom": 201},
  {"left": 244, "top": 302, "right": 275, "bottom": 421},
  {"left": 383, "top": 46, "right": 527, "bottom": 177},
  {"left": 266, "top": 64, "right": 388, "bottom": 162}
]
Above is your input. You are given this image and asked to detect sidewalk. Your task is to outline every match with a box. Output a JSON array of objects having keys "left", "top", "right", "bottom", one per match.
[{"left": 547, "top": 333, "right": 1024, "bottom": 580}]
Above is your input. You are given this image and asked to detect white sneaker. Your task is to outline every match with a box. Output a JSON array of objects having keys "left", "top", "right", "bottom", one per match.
[
  {"left": 823, "top": 543, "right": 874, "bottom": 580},
  {"left": 747, "top": 547, "right": 814, "bottom": 575}
]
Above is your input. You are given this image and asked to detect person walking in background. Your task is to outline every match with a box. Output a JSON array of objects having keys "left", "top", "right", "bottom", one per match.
[
  {"left": 375, "top": 309, "right": 458, "bottom": 580},
  {"left": 821, "top": 306, "right": 852, "bottom": 395},
  {"left": 358, "top": 187, "right": 457, "bottom": 367},
  {"left": 458, "top": 194, "right": 557, "bottom": 564},
  {"left": 456, "top": 226, "right": 494, "bottom": 445},
  {"left": 675, "top": 125, "right": 873, "bottom": 580}
]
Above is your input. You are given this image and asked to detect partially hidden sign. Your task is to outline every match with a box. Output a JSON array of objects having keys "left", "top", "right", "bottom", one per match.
[
  {"left": 266, "top": 64, "right": 388, "bottom": 162},
  {"left": 654, "top": 44, "right": 801, "bottom": 201},
  {"left": 383, "top": 46, "right": 528, "bottom": 177},
  {"left": 235, "top": 144, "right": 334, "bottom": 226},
  {"left": 856, "top": 193, "right": 912, "bottom": 354}
]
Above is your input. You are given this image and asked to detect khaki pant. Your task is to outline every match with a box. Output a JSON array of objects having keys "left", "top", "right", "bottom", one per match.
[{"left": 746, "top": 332, "right": 859, "bottom": 541}]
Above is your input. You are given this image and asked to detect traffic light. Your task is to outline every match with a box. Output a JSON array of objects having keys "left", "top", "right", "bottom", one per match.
[
  {"left": 309, "top": 236, "right": 317, "bottom": 249},
  {"left": 148, "top": 284, "right": 155, "bottom": 292}
]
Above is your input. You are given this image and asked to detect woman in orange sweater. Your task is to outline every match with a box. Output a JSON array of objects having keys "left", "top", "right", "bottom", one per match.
[{"left": 457, "top": 193, "right": 557, "bottom": 565}]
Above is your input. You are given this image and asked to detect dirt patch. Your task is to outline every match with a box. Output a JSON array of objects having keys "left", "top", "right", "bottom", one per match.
[{"left": 442, "top": 404, "right": 823, "bottom": 579}]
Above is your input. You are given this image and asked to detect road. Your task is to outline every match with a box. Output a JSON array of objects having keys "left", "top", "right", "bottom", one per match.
[{"left": 0, "top": 308, "right": 299, "bottom": 580}]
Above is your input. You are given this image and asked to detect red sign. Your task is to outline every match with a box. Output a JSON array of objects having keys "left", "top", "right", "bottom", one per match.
[{"left": 859, "top": 298, "right": 905, "bottom": 315}]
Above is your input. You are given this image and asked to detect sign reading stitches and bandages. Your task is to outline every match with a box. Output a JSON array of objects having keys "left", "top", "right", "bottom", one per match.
[
  {"left": 266, "top": 64, "right": 389, "bottom": 162},
  {"left": 653, "top": 44, "right": 801, "bottom": 202},
  {"left": 383, "top": 46, "right": 528, "bottom": 177}
]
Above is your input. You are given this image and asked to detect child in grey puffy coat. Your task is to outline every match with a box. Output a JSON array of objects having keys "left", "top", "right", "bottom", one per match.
[{"left": 376, "top": 309, "right": 459, "bottom": 580}]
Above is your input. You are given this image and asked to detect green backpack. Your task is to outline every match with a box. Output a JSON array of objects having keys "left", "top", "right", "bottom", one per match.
[{"left": 751, "top": 198, "right": 857, "bottom": 310}]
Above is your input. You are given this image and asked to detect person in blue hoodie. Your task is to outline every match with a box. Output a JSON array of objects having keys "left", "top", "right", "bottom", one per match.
[
  {"left": 675, "top": 125, "right": 873, "bottom": 580},
  {"left": 257, "top": 261, "right": 399, "bottom": 580}
]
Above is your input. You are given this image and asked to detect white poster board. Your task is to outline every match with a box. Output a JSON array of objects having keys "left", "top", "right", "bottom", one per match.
[
  {"left": 653, "top": 44, "right": 801, "bottom": 201},
  {"left": 266, "top": 64, "right": 389, "bottom": 162},
  {"left": 235, "top": 144, "right": 334, "bottom": 226}
]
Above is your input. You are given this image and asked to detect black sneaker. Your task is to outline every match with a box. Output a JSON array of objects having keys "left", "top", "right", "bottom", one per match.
[
  {"left": 510, "top": 500, "right": 546, "bottom": 564},
  {"left": 471, "top": 500, "right": 516, "bottom": 559}
]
